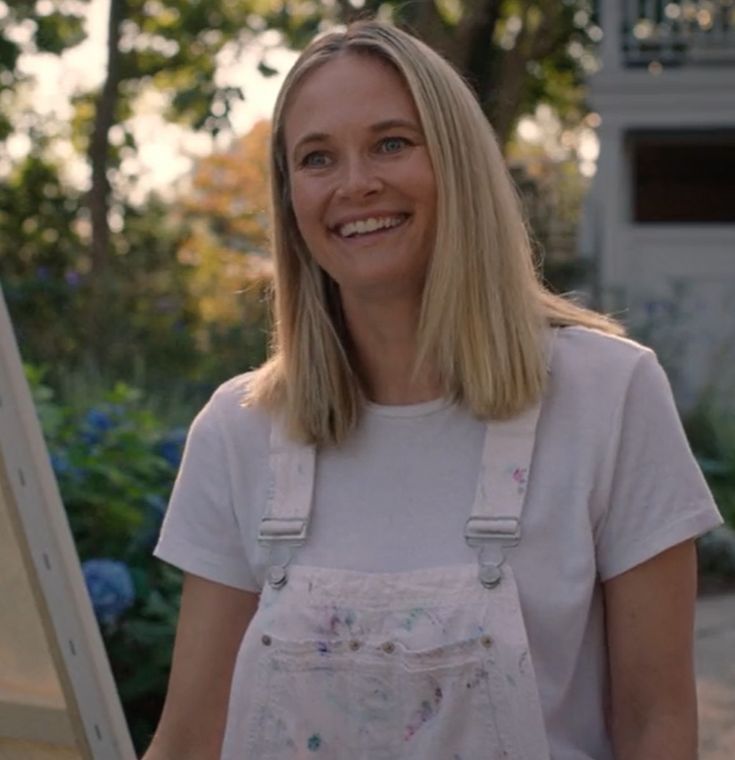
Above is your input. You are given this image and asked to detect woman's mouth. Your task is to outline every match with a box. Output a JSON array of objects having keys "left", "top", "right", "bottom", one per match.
[{"left": 334, "top": 213, "right": 410, "bottom": 239}]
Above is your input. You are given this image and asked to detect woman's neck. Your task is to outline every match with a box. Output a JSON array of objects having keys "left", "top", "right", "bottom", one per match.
[{"left": 341, "top": 294, "right": 442, "bottom": 405}]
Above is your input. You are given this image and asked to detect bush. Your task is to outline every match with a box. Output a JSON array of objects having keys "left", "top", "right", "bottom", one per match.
[
  {"left": 28, "top": 365, "right": 186, "bottom": 752},
  {"left": 683, "top": 401, "right": 735, "bottom": 587},
  {"left": 684, "top": 402, "right": 735, "bottom": 529}
]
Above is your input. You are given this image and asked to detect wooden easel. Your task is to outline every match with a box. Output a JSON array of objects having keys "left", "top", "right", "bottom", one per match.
[{"left": 0, "top": 288, "right": 135, "bottom": 759}]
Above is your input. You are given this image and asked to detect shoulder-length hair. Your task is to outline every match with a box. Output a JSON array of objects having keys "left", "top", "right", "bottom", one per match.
[{"left": 248, "top": 19, "right": 623, "bottom": 445}]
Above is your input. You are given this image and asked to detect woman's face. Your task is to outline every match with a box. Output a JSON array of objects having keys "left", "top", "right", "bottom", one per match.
[{"left": 283, "top": 53, "right": 437, "bottom": 309}]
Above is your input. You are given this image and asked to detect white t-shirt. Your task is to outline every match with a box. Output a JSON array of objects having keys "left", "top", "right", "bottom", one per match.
[{"left": 154, "top": 326, "right": 722, "bottom": 759}]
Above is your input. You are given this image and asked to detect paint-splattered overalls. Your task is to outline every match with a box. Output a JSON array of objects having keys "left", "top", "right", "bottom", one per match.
[{"left": 220, "top": 401, "right": 551, "bottom": 760}]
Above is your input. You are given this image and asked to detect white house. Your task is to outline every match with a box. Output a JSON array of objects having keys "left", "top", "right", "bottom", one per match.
[{"left": 583, "top": 0, "right": 735, "bottom": 407}]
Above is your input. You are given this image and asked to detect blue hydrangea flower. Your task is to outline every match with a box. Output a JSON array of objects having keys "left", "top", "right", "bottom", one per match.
[
  {"left": 49, "top": 451, "right": 84, "bottom": 482},
  {"left": 50, "top": 451, "right": 70, "bottom": 476},
  {"left": 82, "top": 559, "right": 135, "bottom": 625},
  {"left": 155, "top": 427, "right": 187, "bottom": 469},
  {"left": 81, "top": 407, "right": 115, "bottom": 445}
]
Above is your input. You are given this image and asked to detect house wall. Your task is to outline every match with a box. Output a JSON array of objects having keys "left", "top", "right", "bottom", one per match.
[{"left": 584, "top": 1, "right": 735, "bottom": 408}]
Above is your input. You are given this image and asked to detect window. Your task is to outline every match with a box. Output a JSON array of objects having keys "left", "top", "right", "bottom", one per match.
[{"left": 629, "top": 130, "right": 735, "bottom": 223}]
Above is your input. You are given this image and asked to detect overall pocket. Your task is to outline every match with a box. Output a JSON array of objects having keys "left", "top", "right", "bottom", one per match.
[{"left": 245, "top": 634, "right": 516, "bottom": 760}]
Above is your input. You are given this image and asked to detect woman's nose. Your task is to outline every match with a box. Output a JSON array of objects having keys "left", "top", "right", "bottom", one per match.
[{"left": 335, "top": 155, "right": 382, "bottom": 199}]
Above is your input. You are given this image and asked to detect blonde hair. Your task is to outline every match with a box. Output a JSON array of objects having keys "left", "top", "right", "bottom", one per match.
[{"left": 248, "top": 20, "right": 623, "bottom": 445}]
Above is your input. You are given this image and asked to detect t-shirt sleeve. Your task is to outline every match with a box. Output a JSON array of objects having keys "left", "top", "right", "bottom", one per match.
[
  {"left": 153, "top": 394, "right": 259, "bottom": 591},
  {"left": 595, "top": 350, "right": 723, "bottom": 581}
]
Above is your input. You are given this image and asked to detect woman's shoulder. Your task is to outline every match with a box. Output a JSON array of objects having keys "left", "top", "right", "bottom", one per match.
[
  {"left": 549, "top": 325, "right": 664, "bottom": 404},
  {"left": 208, "top": 371, "right": 256, "bottom": 404},
  {"left": 553, "top": 324, "right": 654, "bottom": 372},
  {"left": 194, "top": 371, "right": 272, "bottom": 441}
]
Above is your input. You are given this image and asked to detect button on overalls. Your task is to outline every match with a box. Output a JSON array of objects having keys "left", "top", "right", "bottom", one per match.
[{"left": 220, "top": 402, "right": 551, "bottom": 760}]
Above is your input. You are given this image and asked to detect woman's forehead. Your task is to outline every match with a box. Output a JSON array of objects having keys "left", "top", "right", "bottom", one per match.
[{"left": 282, "top": 54, "right": 419, "bottom": 147}]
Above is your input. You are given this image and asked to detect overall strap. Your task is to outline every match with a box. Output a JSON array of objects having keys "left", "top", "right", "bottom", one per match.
[
  {"left": 465, "top": 403, "right": 542, "bottom": 589},
  {"left": 465, "top": 327, "right": 556, "bottom": 588},
  {"left": 466, "top": 401, "right": 541, "bottom": 538},
  {"left": 257, "top": 415, "right": 316, "bottom": 588}
]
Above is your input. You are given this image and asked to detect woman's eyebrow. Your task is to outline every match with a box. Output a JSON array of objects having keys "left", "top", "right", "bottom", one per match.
[
  {"left": 369, "top": 119, "right": 421, "bottom": 134},
  {"left": 292, "top": 132, "right": 329, "bottom": 158}
]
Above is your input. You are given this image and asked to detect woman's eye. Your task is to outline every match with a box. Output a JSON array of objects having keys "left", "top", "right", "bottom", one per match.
[
  {"left": 378, "top": 137, "right": 410, "bottom": 153},
  {"left": 301, "top": 151, "right": 330, "bottom": 168}
]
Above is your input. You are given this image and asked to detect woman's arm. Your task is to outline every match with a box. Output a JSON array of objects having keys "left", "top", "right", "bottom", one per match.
[
  {"left": 142, "top": 572, "right": 259, "bottom": 760},
  {"left": 604, "top": 539, "right": 699, "bottom": 760}
]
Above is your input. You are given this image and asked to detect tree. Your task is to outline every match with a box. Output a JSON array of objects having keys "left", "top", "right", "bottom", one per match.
[
  {"left": 4, "top": 0, "right": 598, "bottom": 275},
  {"left": 263, "top": 0, "right": 599, "bottom": 148},
  {"left": 1, "top": 0, "right": 599, "bottom": 373},
  {"left": 85, "top": 0, "right": 598, "bottom": 273},
  {"left": 0, "top": 151, "right": 86, "bottom": 364},
  {"left": 83, "top": 0, "right": 265, "bottom": 277},
  {"left": 179, "top": 118, "right": 271, "bottom": 325},
  {"left": 0, "top": 0, "right": 90, "bottom": 141},
  {"left": 0, "top": 149, "right": 202, "bottom": 387},
  {"left": 175, "top": 119, "right": 272, "bottom": 378}
]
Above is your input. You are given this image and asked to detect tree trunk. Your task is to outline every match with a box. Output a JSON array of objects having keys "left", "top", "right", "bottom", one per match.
[
  {"left": 451, "top": 0, "right": 503, "bottom": 93},
  {"left": 488, "top": 1, "right": 566, "bottom": 148},
  {"left": 451, "top": 0, "right": 566, "bottom": 151},
  {"left": 326, "top": 1, "right": 573, "bottom": 154},
  {"left": 88, "top": 0, "right": 126, "bottom": 276},
  {"left": 401, "top": 0, "right": 508, "bottom": 150},
  {"left": 489, "top": 31, "right": 530, "bottom": 149}
]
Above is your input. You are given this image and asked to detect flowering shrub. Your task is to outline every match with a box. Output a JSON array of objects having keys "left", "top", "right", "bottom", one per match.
[
  {"left": 82, "top": 559, "right": 136, "bottom": 625},
  {"left": 28, "top": 365, "right": 187, "bottom": 752}
]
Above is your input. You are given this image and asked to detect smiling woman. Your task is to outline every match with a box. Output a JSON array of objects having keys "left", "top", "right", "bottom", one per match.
[
  {"left": 285, "top": 53, "right": 437, "bottom": 313},
  {"left": 144, "top": 20, "right": 722, "bottom": 760}
]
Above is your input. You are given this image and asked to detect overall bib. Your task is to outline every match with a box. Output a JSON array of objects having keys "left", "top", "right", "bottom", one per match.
[{"left": 220, "top": 402, "right": 551, "bottom": 760}]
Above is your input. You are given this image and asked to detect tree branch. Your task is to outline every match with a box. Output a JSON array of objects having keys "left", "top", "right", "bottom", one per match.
[
  {"left": 88, "top": 0, "right": 126, "bottom": 275},
  {"left": 403, "top": 1, "right": 454, "bottom": 58}
]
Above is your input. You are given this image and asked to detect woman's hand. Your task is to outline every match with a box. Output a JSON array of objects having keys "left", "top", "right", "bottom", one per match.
[
  {"left": 142, "top": 573, "right": 259, "bottom": 760},
  {"left": 604, "top": 539, "right": 699, "bottom": 760}
]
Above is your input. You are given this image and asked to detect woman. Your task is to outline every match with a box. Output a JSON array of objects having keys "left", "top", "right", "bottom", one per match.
[{"left": 144, "top": 20, "right": 721, "bottom": 760}]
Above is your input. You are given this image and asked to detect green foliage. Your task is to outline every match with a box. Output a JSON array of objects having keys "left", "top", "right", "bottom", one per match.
[
  {"left": 684, "top": 403, "right": 735, "bottom": 529},
  {"left": 0, "top": 0, "right": 91, "bottom": 136},
  {"left": 58, "top": 0, "right": 599, "bottom": 158},
  {"left": 35, "top": 11, "right": 87, "bottom": 55},
  {"left": 28, "top": 366, "right": 186, "bottom": 752},
  {"left": 241, "top": 1, "right": 599, "bottom": 140},
  {"left": 0, "top": 32, "right": 21, "bottom": 73},
  {"left": 517, "top": 1, "right": 598, "bottom": 126},
  {"left": 0, "top": 151, "right": 267, "bottom": 392},
  {"left": 70, "top": 0, "right": 266, "bottom": 144},
  {"left": 0, "top": 149, "right": 264, "bottom": 398},
  {"left": 0, "top": 154, "right": 86, "bottom": 363},
  {"left": 0, "top": 1, "right": 91, "bottom": 66}
]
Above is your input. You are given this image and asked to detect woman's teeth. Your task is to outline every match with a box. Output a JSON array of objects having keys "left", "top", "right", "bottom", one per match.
[{"left": 337, "top": 214, "right": 407, "bottom": 238}]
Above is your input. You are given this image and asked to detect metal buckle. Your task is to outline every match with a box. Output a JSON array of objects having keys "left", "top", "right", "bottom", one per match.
[
  {"left": 257, "top": 517, "right": 308, "bottom": 546},
  {"left": 258, "top": 518, "right": 307, "bottom": 590},
  {"left": 267, "top": 565, "right": 289, "bottom": 590},
  {"left": 479, "top": 563, "right": 503, "bottom": 589},
  {"left": 464, "top": 516, "right": 521, "bottom": 548}
]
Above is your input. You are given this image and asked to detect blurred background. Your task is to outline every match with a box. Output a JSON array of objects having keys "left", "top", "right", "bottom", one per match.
[{"left": 1, "top": 0, "right": 734, "bottom": 752}]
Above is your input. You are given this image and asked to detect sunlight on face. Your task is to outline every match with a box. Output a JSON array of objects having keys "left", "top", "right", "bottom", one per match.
[{"left": 283, "top": 53, "right": 437, "bottom": 308}]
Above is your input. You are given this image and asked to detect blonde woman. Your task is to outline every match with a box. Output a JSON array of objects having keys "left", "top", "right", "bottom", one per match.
[{"left": 145, "top": 21, "right": 721, "bottom": 760}]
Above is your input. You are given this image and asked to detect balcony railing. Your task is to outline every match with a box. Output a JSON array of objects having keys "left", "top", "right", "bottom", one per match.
[{"left": 621, "top": 1, "right": 735, "bottom": 66}]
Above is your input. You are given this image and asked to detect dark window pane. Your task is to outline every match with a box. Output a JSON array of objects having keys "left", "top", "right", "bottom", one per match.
[{"left": 629, "top": 130, "right": 735, "bottom": 223}]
